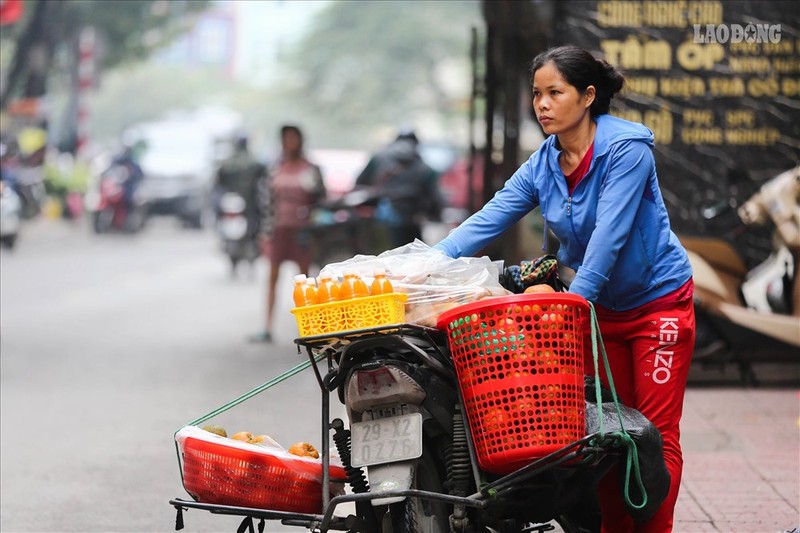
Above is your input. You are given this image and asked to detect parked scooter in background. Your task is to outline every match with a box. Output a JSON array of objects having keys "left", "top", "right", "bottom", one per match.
[
  {"left": 0, "top": 180, "right": 22, "bottom": 249},
  {"left": 215, "top": 191, "right": 259, "bottom": 276},
  {"left": 680, "top": 166, "right": 800, "bottom": 384}
]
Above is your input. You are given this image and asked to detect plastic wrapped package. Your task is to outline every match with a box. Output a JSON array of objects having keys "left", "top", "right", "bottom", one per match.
[{"left": 318, "top": 240, "right": 510, "bottom": 327}]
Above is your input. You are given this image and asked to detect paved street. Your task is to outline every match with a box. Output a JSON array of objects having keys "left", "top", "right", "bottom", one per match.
[
  {"left": 1, "top": 216, "right": 342, "bottom": 532},
  {"left": 1, "top": 217, "right": 798, "bottom": 533}
]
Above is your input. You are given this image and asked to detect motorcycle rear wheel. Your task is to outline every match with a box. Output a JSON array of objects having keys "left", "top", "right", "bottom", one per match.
[
  {"left": 123, "top": 207, "right": 147, "bottom": 233},
  {"left": 388, "top": 449, "right": 450, "bottom": 533}
]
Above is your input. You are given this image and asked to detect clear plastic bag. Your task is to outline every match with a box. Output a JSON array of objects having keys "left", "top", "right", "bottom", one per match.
[{"left": 319, "top": 240, "right": 510, "bottom": 327}]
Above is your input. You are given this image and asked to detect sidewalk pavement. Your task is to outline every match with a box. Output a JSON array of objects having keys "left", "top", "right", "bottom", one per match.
[{"left": 672, "top": 364, "right": 800, "bottom": 533}]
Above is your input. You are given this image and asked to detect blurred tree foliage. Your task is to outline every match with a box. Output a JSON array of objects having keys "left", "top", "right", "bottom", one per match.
[
  {"left": 90, "top": 1, "right": 482, "bottom": 152},
  {"left": 27, "top": 1, "right": 481, "bottom": 153},
  {"left": 277, "top": 0, "right": 482, "bottom": 148},
  {"left": 0, "top": 0, "right": 209, "bottom": 110}
]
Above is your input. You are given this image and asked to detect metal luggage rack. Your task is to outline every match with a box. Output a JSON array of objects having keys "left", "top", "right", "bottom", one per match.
[
  {"left": 170, "top": 322, "right": 625, "bottom": 532},
  {"left": 170, "top": 430, "right": 622, "bottom": 532}
]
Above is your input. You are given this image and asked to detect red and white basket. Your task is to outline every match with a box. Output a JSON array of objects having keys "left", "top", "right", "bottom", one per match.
[{"left": 176, "top": 426, "right": 346, "bottom": 514}]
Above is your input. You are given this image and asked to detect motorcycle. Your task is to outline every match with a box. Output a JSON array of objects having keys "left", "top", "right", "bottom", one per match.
[
  {"left": 171, "top": 289, "right": 668, "bottom": 533},
  {"left": 303, "top": 188, "right": 390, "bottom": 267},
  {"left": 4, "top": 165, "right": 46, "bottom": 221},
  {"left": 0, "top": 180, "right": 22, "bottom": 249},
  {"left": 679, "top": 165, "right": 800, "bottom": 384},
  {"left": 86, "top": 162, "right": 147, "bottom": 234},
  {"left": 215, "top": 191, "right": 260, "bottom": 276}
]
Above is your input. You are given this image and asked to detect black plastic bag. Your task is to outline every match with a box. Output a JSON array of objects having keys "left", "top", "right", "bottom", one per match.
[{"left": 584, "top": 378, "right": 671, "bottom": 523}]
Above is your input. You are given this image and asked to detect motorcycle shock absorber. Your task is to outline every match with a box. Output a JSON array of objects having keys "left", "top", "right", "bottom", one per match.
[
  {"left": 332, "top": 418, "right": 381, "bottom": 533},
  {"left": 446, "top": 408, "right": 472, "bottom": 497},
  {"left": 331, "top": 418, "right": 370, "bottom": 493},
  {"left": 446, "top": 407, "right": 473, "bottom": 531}
]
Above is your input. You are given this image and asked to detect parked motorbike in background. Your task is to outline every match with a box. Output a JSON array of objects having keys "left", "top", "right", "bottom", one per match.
[
  {"left": 0, "top": 180, "right": 22, "bottom": 249},
  {"left": 86, "top": 161, "right": 147, "bottom": 234},
  {"left": 679, "top": 165, "right": 800, "bottom": 384},
  {"left": 215, "top": 191, "right": 259, "bottom": 276}
]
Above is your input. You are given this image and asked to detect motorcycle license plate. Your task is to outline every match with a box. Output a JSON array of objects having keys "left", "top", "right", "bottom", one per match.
[
  {"left": 220, "top": 217, "right": 247, "bottom": 239},
  {"left": 350, "top": 413, "right": 423, "bottom": 467}
]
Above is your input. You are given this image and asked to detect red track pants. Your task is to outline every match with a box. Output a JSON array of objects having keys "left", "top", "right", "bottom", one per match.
[{"left": 585, "top": 297, "right": 696, "bottom": 533}]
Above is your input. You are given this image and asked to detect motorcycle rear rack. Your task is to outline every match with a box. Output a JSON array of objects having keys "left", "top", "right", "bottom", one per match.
[
  {"left": 171, "top": 323, "right": 624, "bottom": 532},
  {"left": 170, "top": 430, "right": 622, "bottom": 532}
]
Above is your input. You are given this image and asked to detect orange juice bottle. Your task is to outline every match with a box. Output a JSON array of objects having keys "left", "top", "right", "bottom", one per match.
[
  {"left": 341, "top": 270, "right": 369, "bottom": 300},
  {"left": 370, "top": 268, "right": 394, "bottom": 295},
  {"left": 292, "top": 274, "right": 309, "bottom": 307},
  {"left": 303, "top": 277, "right": 319, "bottom": 305},
  {"left": 316, "top": 274, "right": 341, "bottom": 304}
]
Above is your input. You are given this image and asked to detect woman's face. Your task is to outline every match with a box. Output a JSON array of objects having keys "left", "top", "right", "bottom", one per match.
[{"left": 532, "top": 61, "right": 594, "bottom": 136}]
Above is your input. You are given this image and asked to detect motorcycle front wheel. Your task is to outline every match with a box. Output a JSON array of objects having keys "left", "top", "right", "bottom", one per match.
[{"left": 93, "top": 209, "right": 115, "bottom": 234}]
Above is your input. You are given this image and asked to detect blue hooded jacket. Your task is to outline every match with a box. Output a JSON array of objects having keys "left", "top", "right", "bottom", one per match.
[{"left": 434, "top": 115, "right": 692, "bottom": 311}]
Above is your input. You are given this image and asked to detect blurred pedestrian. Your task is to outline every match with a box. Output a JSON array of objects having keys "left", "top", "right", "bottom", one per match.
[
  {"left": 434, "top": 45, "right": 695, "bottom": 533},
  {"left": 252, "top": 124, "right": 325, "bottom": 343},
  {"left": 355, "top": 129, "right": 443, "bottom": 247},
  {"left": 213, "top": 133, "right": 264, "bottom": 233}
]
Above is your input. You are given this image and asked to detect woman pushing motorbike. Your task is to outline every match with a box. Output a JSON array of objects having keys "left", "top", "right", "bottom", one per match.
[{"left": 434, "top": 45, "right": 695, "bottom": 533}]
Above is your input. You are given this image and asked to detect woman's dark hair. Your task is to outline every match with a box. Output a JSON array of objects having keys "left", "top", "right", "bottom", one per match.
[{"left": 530, "top": 45, "right": 625, "bottom": 117}]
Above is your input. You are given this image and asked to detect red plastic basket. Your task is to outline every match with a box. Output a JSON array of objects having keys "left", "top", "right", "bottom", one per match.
[
  {"left": 437, "top": 293, "right": 590, "bottom": 474},
  {"left": 177, "top": 428, "right": 346, "bottom": 514}
]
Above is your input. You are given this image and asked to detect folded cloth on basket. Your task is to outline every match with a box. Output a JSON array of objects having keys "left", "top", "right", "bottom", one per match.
[{"left": 502, "top": 254, "right": 567, "bottom": 294}]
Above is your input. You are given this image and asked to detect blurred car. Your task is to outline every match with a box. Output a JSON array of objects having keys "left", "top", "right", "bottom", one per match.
[{"left": 124, "top": 119, "right": 223, "bottom": 229}]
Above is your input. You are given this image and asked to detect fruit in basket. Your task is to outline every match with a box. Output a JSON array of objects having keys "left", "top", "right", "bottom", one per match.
[
  {"left": 201, "top": 424, "right": 227, "bottom": 437},
  {"left": 524, "top": 284, "right": 556, "bottom": 293},
  {"left": 288, "top": 442, "right": 320, "bottom": 459},
  {"left": 231, "top": 431, "right": 254, "bottom": 442}
]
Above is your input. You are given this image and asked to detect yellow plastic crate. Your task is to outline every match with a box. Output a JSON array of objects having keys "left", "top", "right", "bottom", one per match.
[{"left": 291, "top": 293, "right": 408, "bottom": 338}]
